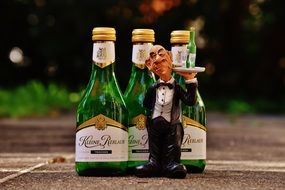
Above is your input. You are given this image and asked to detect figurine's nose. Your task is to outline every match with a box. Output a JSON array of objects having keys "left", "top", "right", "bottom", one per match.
[{"left": 153, "top": 54, "right": 162, "bottom": 63}]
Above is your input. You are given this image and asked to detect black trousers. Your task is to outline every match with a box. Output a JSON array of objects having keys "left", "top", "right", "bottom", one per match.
[{"left": 147, "top": 116, "right": 184, "bottom": 170}]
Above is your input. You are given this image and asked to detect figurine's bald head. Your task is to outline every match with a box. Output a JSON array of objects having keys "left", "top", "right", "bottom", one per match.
[{"left": 145, "top": 45, "right": 172, "bottom": 81}]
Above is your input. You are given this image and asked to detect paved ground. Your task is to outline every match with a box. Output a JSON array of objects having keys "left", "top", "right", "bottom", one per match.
[{"left": 0, "top": 113, "right": 285, "bottom": 190}]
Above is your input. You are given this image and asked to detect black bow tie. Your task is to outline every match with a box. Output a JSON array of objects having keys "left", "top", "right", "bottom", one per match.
[{"left": 155, "top": 82, "right": 174, "bottom": 89}]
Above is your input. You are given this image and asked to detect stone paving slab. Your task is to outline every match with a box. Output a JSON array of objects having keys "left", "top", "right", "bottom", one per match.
[
  {"left": 1, "top": 153, "right": 285, "bottom": 190},
  {"left": 0, "top": 113, "right": 285, "bottom": 189}
]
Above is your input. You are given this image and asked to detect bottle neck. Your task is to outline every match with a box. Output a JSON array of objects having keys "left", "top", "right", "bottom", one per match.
[
  {"left": 187, "top": 32, "right": 197, "bottom": 68},
  {"left": 90, "top": 63, "right": 114, "bottom": 84},
  {"left": 91, "top": 41, "right": 116, "bottom": 83},
  {"left": 190, "top": 31, "right": 195, "bottom": 42}
]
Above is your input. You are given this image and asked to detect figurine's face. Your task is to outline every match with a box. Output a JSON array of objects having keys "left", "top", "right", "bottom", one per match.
[{"left": 148, "top": 45, "right": 172, "bottom": 79}]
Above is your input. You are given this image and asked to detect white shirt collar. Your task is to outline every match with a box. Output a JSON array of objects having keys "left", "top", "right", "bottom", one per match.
[{"left": 158, "top": 77, "right": 175, "bottom": 84}]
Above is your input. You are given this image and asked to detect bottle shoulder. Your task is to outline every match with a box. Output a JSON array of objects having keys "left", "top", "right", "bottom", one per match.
[
  {"left": 77, "top": 79, "right": 126, "bottom": 110},
  {"left": 195, "top": 90, "right": 205, "bottom": 106},
  {"left": 124, "top": 66, "right": 155, "bottom": 98}
]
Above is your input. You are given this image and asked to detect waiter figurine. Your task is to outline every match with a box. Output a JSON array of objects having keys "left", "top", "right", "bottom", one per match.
[{"left": 135, "top": 45, "right": 198, "bottom": 179}]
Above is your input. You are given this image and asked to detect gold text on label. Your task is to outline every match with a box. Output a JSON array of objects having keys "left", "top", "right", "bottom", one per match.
[
  {"left": 96, "top": 47, "right": 107, "bottom": 60},
  {"left": 136, "top": 49, "right": 147, "bottom": 63},
  {"left": 175, "top": 51, "right": 182, "bottom": 63}
]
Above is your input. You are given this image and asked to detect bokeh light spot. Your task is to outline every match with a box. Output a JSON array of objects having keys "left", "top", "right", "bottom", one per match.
[
  {"left": 9, "top": 47, "right": 24, "bottom": 65},
  {"left": 69, "top": 93, "right": 80, "bottom": 103},
  {"left": 27, "top": 14, "right": 39, "bottom": 25},
  {"left": 34, "top": 0, "right": 46, "bottom": 7},
  {"left": 249, "top": 3, "right": 261, "bottom": 16},
  {"left": 205, "top": 62, "right": 215, "bottom": 75},
  {"left": 279, "top": 57, "right": 285, "bottom": 69}
]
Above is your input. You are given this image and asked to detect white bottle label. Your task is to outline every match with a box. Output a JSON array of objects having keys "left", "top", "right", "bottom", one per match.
[
  {"left": 76, "top": 114, "right": 128, "bottom": 162},
  {"left": 132, "top": 44, "right": 153, "bottom": 65},
  {"left": 128, "top": 127, "right": 149, "bottom": 161},
  {"left": 128, "top": 114, "right": 149, "bottom": 161},
  {"left": 92, "top": 42, "right": 115, "bottom": 64},
  {"left": 181, "top": 125, "right": 206, "bottom": 160},
  {"left": 171, "top": 46, "right": 188, "bottom": 67},
  {"left": 76, "top": 126, "right": 128, "bottom": 162}
]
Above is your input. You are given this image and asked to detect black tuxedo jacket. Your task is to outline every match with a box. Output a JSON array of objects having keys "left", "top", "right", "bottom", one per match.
[{"left": 143, "top": 80, "right": 197, "bottom": 125}]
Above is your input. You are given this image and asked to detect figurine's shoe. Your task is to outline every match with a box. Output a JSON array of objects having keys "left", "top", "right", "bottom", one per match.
[
  {"left": 134, "top": 162, "right": 161, "bottom": 177},
  {"left": 164, "top": 163, "right": 187, "bottom": 179}
]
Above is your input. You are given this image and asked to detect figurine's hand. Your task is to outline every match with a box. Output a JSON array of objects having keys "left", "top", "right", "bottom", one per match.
[{"left": 176, "top": 71, "right": 197, "bottom": 80}]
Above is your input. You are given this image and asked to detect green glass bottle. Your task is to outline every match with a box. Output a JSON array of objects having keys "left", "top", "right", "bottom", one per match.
[
  {"left": 76, "top": 27, "right": 128, "bottom": 176},
  {"left": 170, "top": 29, "right": 206, "bottom": 173},
  {"left": 124, "top": 29, "right": 156, "bottom": 173},
  {"left": 186, "top": 27, "right": 197, "bottom": 68}
]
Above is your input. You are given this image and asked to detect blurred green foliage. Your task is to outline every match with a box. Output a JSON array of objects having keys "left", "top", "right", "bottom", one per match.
[
  {"left": 0, "top": 81, "right": 284, "bottom": 118},
  {"left": 205, "top": 98, "right": 285, "bottom": 115},
  {"left": 0, "top": 81, "right": 80, "bottom": 118}
]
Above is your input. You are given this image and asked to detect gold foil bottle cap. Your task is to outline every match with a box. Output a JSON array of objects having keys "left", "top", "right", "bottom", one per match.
[
  {"left": 92, "top": 27, "right": 116, "bottom": 41},
  {"left": 170, "top": 30, "right": 190, "bottom": 44},
  {"left": 132, "top": 29, "right": 155, "bottom": 43}
]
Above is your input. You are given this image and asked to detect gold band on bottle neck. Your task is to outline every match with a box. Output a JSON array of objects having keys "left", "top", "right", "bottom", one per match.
[
  {"left": 92, "top": 27, "right": 116, "bottom": 41},
  {"left": 132, "top": 29, "right": 155, "bottom": 43},
  {"left": 170, "top": 30, "right": 189, "bottom": 44},
  {"left": 92, "top": 61, "right": 114, "bottom": 68}
]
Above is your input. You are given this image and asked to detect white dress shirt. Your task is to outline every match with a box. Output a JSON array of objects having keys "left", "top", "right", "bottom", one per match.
[
  {"left": 152, "top": 77, "right": 197, "bottom": 122},
  {"left": 152, "top": 77, "right": 175, "bottom": 122}
]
